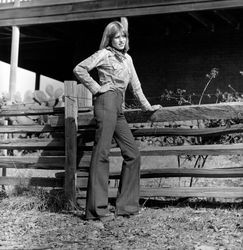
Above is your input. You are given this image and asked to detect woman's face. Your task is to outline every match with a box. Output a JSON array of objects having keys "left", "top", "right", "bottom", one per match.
[{"left": 111, "top": 31, "right": 126, "bottom": 51}]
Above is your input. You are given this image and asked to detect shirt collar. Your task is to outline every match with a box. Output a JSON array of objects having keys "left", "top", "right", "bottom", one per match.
[{"left": 106, "top": 46, "right": 126, "bottom": 62}]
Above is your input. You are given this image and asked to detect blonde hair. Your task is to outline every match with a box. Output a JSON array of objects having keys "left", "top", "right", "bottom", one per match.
[{"left": 99, "top": 21, "right": 129, "bottom": 52}]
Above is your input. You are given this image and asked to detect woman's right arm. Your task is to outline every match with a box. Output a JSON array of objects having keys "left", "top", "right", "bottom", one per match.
[{"left": 73, "top": 49, "right": 106, "bottom": 95}]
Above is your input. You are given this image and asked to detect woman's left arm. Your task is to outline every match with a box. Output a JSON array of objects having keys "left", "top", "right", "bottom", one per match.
[{"left": 128, "top": 55, "right": 161, "bottom": 111}]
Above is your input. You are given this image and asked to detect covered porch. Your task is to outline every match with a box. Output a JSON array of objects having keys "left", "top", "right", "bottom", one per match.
[{"left": 1, "top": 0, "right": 243, "bottom": 104}]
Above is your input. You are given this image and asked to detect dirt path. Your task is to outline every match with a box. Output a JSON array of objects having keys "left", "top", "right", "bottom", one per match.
[{"left": 0, "top": 198, "right": 242, "bottom": 250}]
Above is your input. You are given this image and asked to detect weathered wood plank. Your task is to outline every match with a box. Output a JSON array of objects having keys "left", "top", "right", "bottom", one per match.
[
  {"left": 38, "top": 150, "right": 65, "bottom": 156},
  {"left": 0, "top": 176, "right": 63, "bottom": 187},
  {"left": 0, "top": 124, "right": 63, "bottom": 133},
  {"left": 132, "top": 124, "right": 243, "bottom": 136},
  {"left": 49, "top": 102, "right": 243, "bottom": 126},
  {"left": 19, "top": 0, "right": 94, "bottom": 7},
  {"left": 56, "top": 167, "right": 243, "bottom": 188},
  {"left": 1, "top": 0, "right": 243, "bottom": 26},
  {"left": 125, "top": 102, "right": 243, "bottom": 123},
  {"left": 119, "top": 187, "right": 243, "bottom": 198},
  {"left": 77, "top": 187, "right": 243, "bottom": 198},
  {"left": 0, "top": 105, "right": 90, "bottom": 116},
  {"left": 0, "top": 106, "right": 64, "bottom": 117},
  {"left": 0, "top": 138, "right": 64, "bottom": 149},
  {"left": 0, "top": 155, "right": 91, "bottom": 169},
  {"left": 0, "top": 156, "right": 65, "bottom": 169},
  {"left": 74, "top": 144, "right": 243, "bottom": 157},
  {"left": 50, "top": 112, "right": 93, "bottom": 127},
  {"left": 2, "top": 119, "right": 8, "bottom": 182},
  {"left": 77, "top": 123, "right": 243, "bottom": 138},
  {"left": 111, "top": 167, "right": 243, "bottom": 179},
  {"left": 109, "top": 144, "right": 243, "bottom": 156},
  {"left": 64, "top": 81, "right": 78, "bottom": 204},
  {"left": 21, "top": 142, "right": 241, "bottom": 157}
]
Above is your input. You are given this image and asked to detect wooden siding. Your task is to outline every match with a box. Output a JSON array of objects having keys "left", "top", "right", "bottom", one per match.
[{"left": 1, "top": 0, "right": 243, "bottom": 26}]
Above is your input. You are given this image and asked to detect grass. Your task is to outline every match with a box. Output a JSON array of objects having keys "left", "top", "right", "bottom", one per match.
[{"left": 0, "top": 186, "right": 71, "bottom": 213}]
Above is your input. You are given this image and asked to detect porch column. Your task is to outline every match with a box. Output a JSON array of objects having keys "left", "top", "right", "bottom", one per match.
[{"left": 9, "top": 0, "right": 20, "bottom": 101}]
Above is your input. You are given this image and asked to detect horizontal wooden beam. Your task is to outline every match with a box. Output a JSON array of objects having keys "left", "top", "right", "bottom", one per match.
[
  {"left": 2, "top": 110, "right": 243, "bottom": 136},
  {"left": 110, "top": 167, "right": 243, "bottom": 179},
  {"left": 49, "top": 102, "right": 243, "bottom": 126},
  {"left": 70, "top": 143, "right": 243, "bottom": 157},
  {"left": 1, "top": 0, "right": 243, "bottom": 26},
  {"left": 137, "top": 187, "right": 243, "bottom": 198},
  {"left": 0, "top": 176, "right": 63, "bottom": 187},
  {"left": 78, "top": 123, "right": 243, "bottom": 137},
  {"left": 0, "top": 105, "right": 90, "bottom": 117},
  {"left": 110, "top": 143, "right": 243, "bottom": 156},
  {"left": 0, "top": 155, "right": 91, "bottom": 169},
  {"left": 57, "top": 166, "right": 243, "bottom": 181},
  {"left": 0, "top": 106, "right": 64, "bottom": 117},
  {"left": 125, "top": 102, "right": 243, "bottom": 123},
  {"left": 132, "top": 124, "right": 243, "bottom": 136},
  {"left": 18, "top": 0, "right": 94, "bottom": 8},
  {"left": 0, "top": 156, "right": 65, "bottom": 169},
  {"left": 1, "top": 139, "right": 242, "bottom": 155},
  {"left": 0, "top": 124, "right": 63, "bottom": 133},
  {"left": 76, "top": 187, "right": 243, "bottom": 198},
  {"left": 0, "top": 138, "right": 64, "bottom": 149},
  {"left": 3, "top": 176, "right": 242, "bottom": 198}
]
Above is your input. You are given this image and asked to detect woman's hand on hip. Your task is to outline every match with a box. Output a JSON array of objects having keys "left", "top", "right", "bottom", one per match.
[{"left": 98, "top": 83, "right": 116, "bottom": 93}]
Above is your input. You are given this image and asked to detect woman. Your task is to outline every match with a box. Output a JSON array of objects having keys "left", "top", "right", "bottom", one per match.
[{"left": 73, "top": 20, "right": 161, "bottom": 221}]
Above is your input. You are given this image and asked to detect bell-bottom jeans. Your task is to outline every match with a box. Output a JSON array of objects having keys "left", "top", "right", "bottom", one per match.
[{"left": 85, "top": 90, "right": 141, "bottom": 219}]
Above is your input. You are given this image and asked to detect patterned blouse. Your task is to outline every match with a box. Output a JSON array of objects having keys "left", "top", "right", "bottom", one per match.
[{"left": 73, "top": 47, "right": 152, "bottom": 110}]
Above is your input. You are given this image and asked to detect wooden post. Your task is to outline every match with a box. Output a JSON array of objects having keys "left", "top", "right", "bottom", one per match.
[
  {"left": 9, "top": 0, "right": 20, "bottom": 101},
  {"left": 64, "top": 81, "right": 78, "bottom": 205},
  {"left": 1, "top": 120, "right": 8, "bottom": 191},
  {"left": 76, "top": 84, "right": 92, "bottom": 207}
]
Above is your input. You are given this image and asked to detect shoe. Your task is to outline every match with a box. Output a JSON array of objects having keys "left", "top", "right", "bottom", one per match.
[
  {"left": 115, "top": 210, "right": 142, "bottom": 218},
  {"left": 99, "top": 213, "right": 115, "bottom": 222},
  {"left": 85, "top": 213, "right": 115, "bottom": 222}
]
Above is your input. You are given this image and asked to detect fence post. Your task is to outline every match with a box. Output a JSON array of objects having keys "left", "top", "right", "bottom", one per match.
[
  {"left": 1, "top": 119, "right": 8, "bottom": 191},
  {"left": 64, "top": 81, "right": 78, "bottom": 205}
]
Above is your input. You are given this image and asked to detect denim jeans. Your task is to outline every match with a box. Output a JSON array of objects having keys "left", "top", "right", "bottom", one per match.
[{"left": 85, "top": 90, "right": 141, "bottom": 219}]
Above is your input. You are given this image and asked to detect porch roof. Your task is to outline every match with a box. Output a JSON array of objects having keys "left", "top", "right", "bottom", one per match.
[{"left": 0, "top": 0, "right": 243, "bottom": 27}]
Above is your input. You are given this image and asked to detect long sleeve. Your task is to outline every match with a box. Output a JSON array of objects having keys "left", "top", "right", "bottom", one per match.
[
  {"left": 73, "top": 49, "right": 106, "bottom": 95},
  {"left": 128, "top": 56, "right": 152, "bottom": 111}
]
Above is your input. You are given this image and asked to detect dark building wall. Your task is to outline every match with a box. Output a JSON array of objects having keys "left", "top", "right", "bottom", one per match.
[
  {"left": 72, "top": 15, "right": 243, "bottom": 106},
  {"left": 128, "top": 25, "right": 243, "bottom": 105}
]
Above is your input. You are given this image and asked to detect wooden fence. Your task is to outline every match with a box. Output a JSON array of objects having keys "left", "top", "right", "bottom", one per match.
[{"left": 1, "top": 81, "right": 243, "bottom": 204}]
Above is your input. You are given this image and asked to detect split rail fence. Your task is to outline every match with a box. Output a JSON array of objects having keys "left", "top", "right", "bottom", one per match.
[{"left": 0, "top": 81, "right": 243, "bottom": 204}]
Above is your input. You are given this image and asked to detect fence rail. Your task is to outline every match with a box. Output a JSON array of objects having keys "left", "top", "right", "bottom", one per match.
[
  {"left": 1, "top": 80, "right": 243, "bottom": 205},
  {"left": 0, "top": 0, "right": 92, "bottom": 8}
]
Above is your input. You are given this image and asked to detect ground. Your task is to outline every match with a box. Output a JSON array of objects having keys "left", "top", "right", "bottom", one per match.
[
  {"left": 0, "top": 197, "right": 242, "bottom": 250},
  {"left": 0, "top": 155, "right": 243, "bottom": 250}
]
